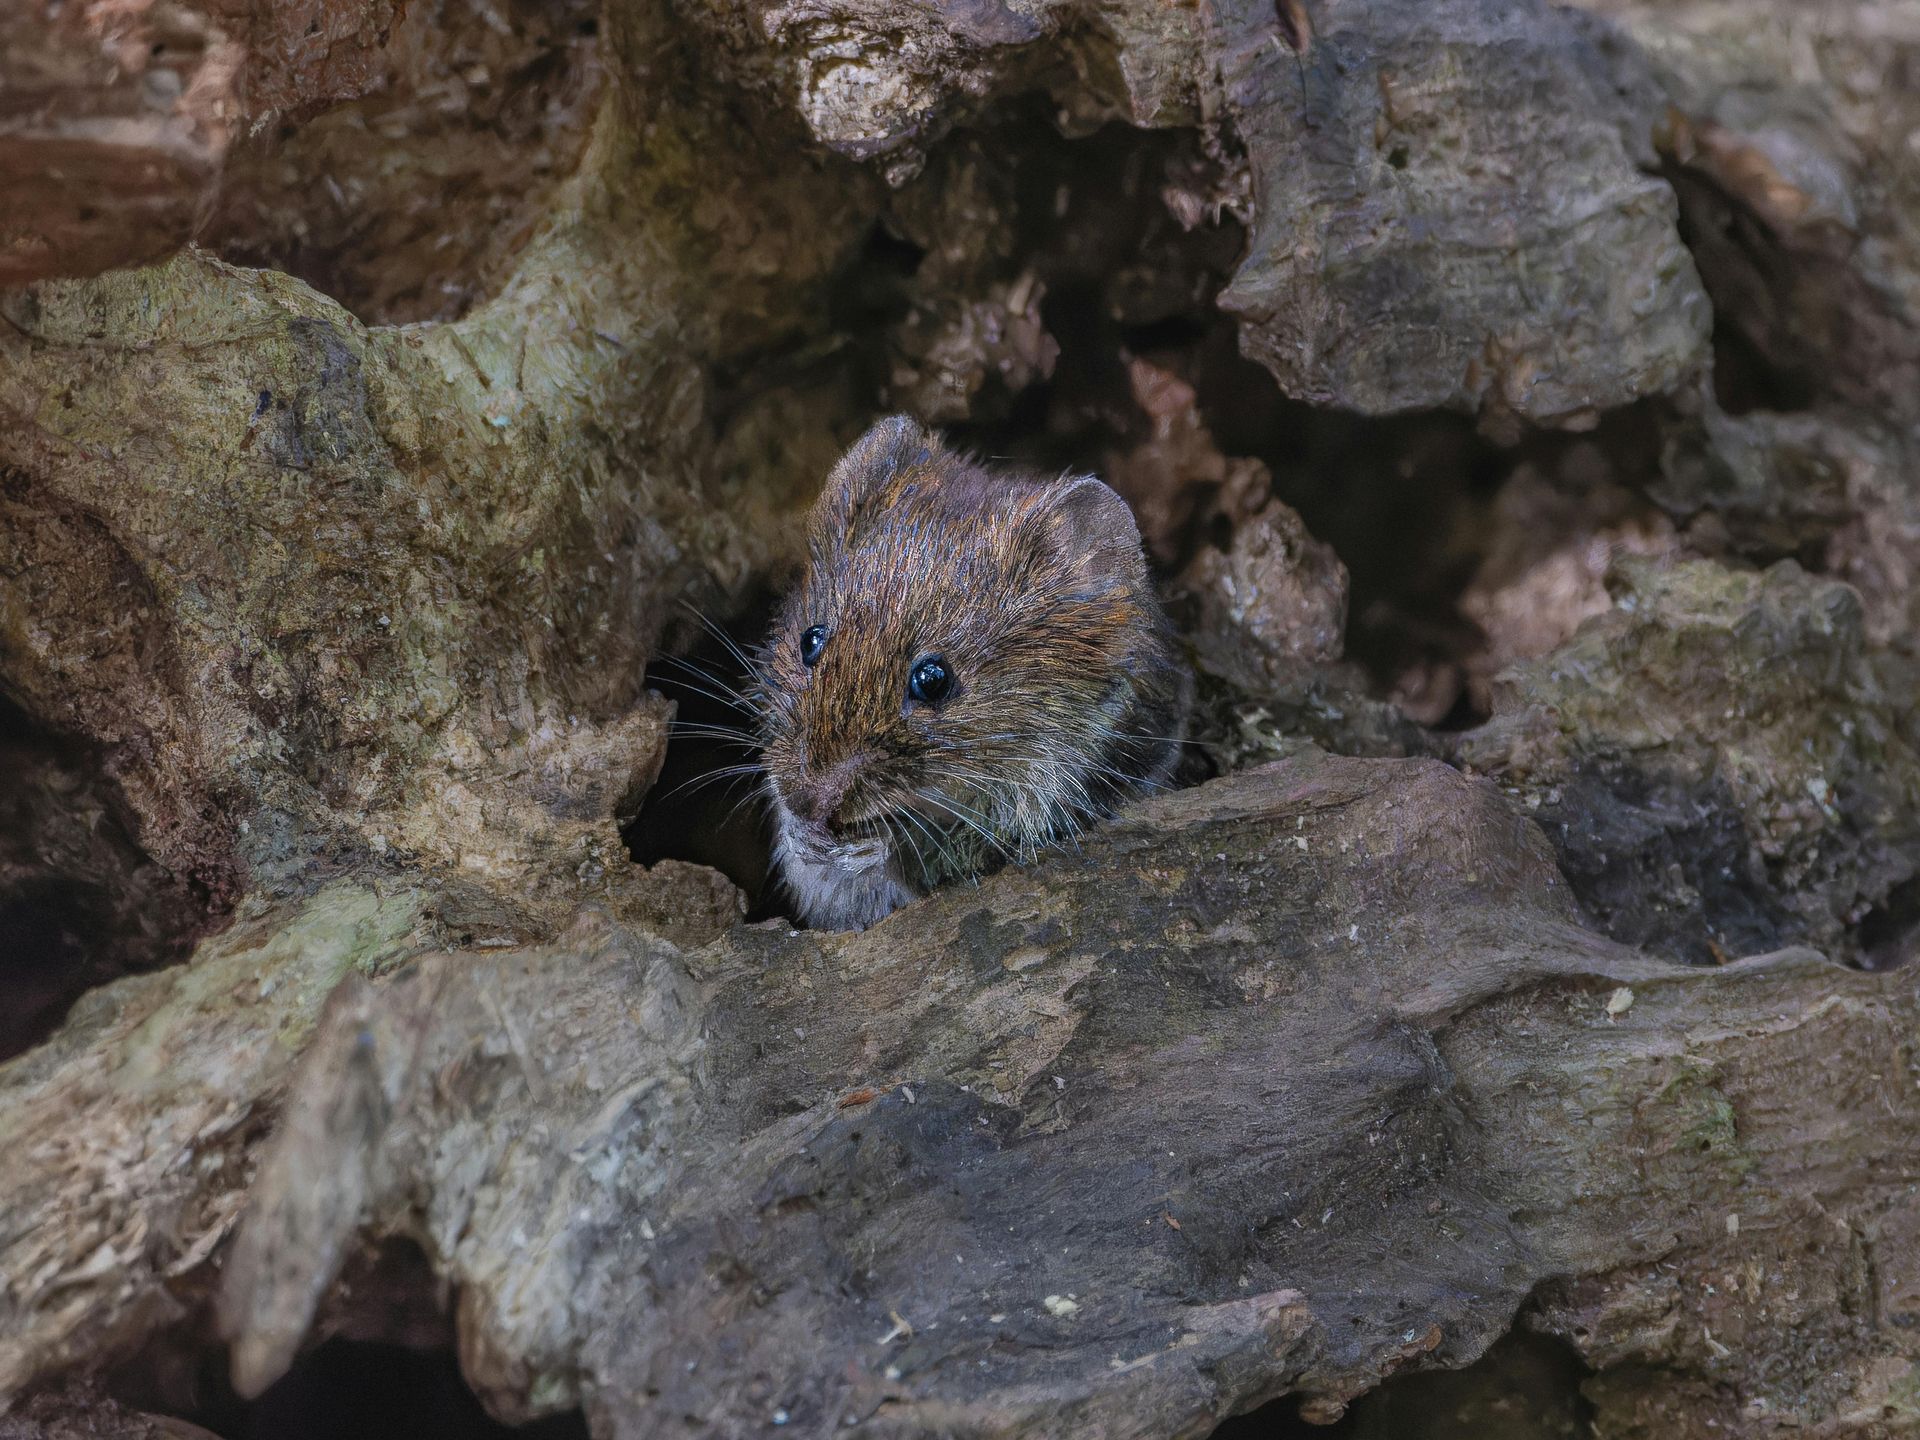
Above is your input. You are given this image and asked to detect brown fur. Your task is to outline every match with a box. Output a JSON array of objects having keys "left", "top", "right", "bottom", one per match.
[{"left": 754, "top": 416, "right": 1191, "bottom": 930}]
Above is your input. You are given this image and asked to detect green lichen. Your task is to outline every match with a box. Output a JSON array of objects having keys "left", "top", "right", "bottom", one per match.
[{"left": 1646, "top": 1058, "right": 1754, "bottom": 1182}]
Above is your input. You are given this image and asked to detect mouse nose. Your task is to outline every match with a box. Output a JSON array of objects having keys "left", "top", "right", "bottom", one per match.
[{"left": 786, "top": 753, "right": 869, "bottom": 832}]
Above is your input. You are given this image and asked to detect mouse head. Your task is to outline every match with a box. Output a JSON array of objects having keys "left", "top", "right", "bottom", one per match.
[{"left": 755, "top": 416, "right": 1166, "bottom": 882}]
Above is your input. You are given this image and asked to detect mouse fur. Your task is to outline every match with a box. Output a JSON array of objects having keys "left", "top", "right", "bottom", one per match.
[{"left": 753, "top": 415, "right": 1191, "bottom": 930}]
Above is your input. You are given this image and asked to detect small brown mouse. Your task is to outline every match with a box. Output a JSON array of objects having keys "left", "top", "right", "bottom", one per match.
[{"left": 754, "top": 416, "right": 1191, "bottom": 930}]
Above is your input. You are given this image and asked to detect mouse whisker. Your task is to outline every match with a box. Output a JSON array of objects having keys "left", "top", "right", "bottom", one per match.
[
  {"left": 653, "top": 646, "right": 760, "bottom": 692},
  {"left": 717, "top": 778, "right": 773, "bottom": 834},
  {"left": 651, "top": 657, "right": 767, "bottom": 721},
  {"left": 674, "top": 600, "right": 764, "bottom": 676},
  {"left": 904, "top": 790, "right": 986, "bottom": 872},
  {"left": 656, "top": 688, "right": 763, "bottom": 726},
  {"left": 948, "top": 757, "right": 1119, "bottom": 848},
  {"left": 887, "top": 804, "right": 949, "bottom": 891},
  {"left": 928, "top": 768, "right": 1065, "bottom": 850},
  {"left": 1111, "top": 730, "right": 1205, "bottom": 746},
  {"left": 1083, "top": 760, "right": 1167, "bottom": 794},
  {"left": 649, "top": 762, "right": 765, "bottom": 805},
  {"left": 666, "top": 721, "right": 763, "bottom": 746},
  {"left": 912, "top": 789, "right": 1018, "bottom": 865}
]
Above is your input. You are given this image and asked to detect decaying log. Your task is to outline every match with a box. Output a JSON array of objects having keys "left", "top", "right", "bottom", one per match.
[
  {"left": 0, "top": 1384, "right": 222, "bottom": 1440},
  {"left": 0, "top": 0, "right": 874, "bottom": 924},
  {"left": 1212, "top": 0, "right": 1712, "bottom": 427},
  {"left": 682, "top": 0, "right": 1715, "bottom": 429},
  {"left": 198, "top": 754, "right": 1919, "bottom": 1437},
  {"left": 0, "top": 0, "right": 405, "bottom": 288},
  {"left": 1457, "top": 557, "right": 1920, "bottom": 968},
  {"left": 0, "top": 882, "right": 431, "bottom": 1402},
  {"left": 4, "top": 0, "right": 1920, "bottom": 1435}
]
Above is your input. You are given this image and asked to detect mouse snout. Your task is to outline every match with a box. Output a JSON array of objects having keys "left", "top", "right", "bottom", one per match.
[{"left": 783, "top": 751, "right": 872, "bottom": 834}]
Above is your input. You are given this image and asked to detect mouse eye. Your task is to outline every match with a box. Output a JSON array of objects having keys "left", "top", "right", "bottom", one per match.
[
  {"left": 907, "top": 654, "right": 953, "bottom": 706},
  {"left": 800, "top": 625, "right": 827, "bottom": 667}
]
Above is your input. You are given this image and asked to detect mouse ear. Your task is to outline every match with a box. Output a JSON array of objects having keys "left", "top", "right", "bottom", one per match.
[
  {"left": 1035, "top": 474, "right": 1151, "bottom": 590},
  {"left": 812, "top": 415, "right": 935, "bottom": 539}
]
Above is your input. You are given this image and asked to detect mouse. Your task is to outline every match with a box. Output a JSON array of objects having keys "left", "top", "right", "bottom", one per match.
[{"left": 753, "top": 415, "right": 1192, "bottom": 931}]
